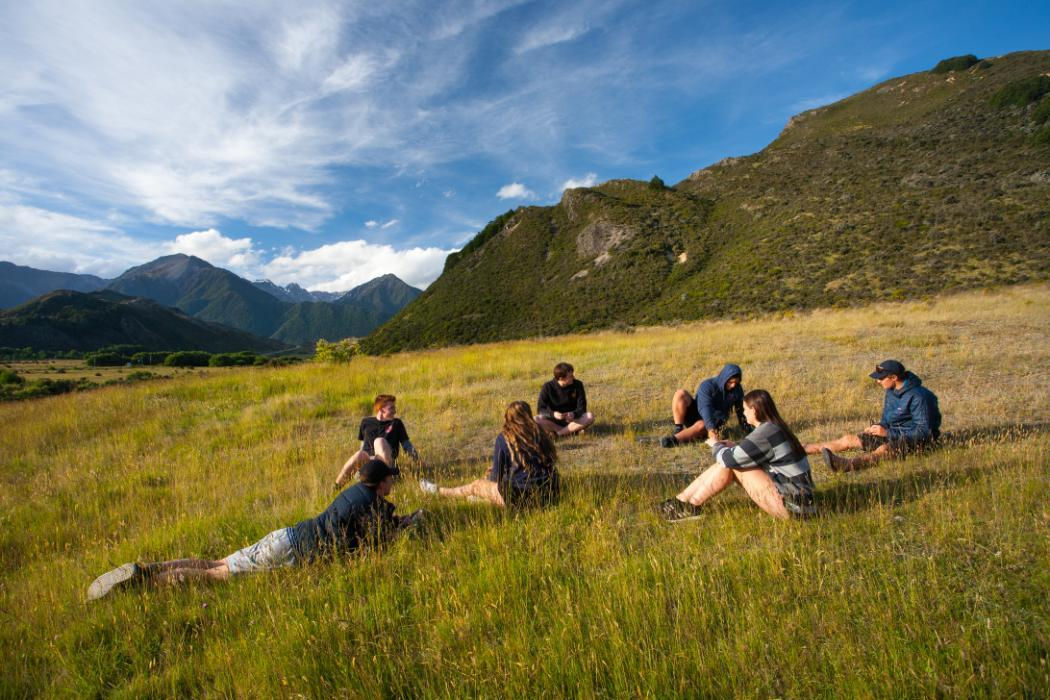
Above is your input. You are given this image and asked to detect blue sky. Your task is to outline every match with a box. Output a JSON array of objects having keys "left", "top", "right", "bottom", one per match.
[{"left": 1, "top": 1, "right": 1046, "bottom": 290}]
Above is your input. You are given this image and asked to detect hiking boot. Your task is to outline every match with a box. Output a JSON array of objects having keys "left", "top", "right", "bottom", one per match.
[
  {"left": 87, "top": 562, "right": 144, "bottom": 601},
  {"left": 821, "top": 447, "right": 853, "bottom": 473},
  {"left": 660, "top": 435, "right": 679, "bottom": 448},
  {"left": 419, "top": 479, "right": 439, "bottom": 495},
  {"left": 656, "top": 498, "right": 704, "bottom": 522}
]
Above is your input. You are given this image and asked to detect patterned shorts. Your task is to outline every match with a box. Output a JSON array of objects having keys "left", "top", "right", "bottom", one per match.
[
  {"left": 770, "top": 472, "right": 818, "bottom": 519},
  {"left": 224, "top": 528, "right": 297, "bottom": 575}
]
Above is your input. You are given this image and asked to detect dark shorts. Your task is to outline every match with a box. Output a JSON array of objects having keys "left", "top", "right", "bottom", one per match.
[
  {"left": 858, "top": 433, "right": 938, "bottom": 457},
  {"left": 541, "top": 416, "right": 570, "bottom": 428},
  {"left": 497, "top": 473, "right": 561, "bottom": 509},
  {"left": 770, "top": 472, "right": 818, "bottom": 519},
  {"left": 681, "top": 400, "right": 746, "bottom": 440}
]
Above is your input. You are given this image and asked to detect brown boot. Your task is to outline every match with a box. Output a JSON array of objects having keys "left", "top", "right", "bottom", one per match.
[{"left": 821, "top": 447, "right": 857, "bottom": 473}]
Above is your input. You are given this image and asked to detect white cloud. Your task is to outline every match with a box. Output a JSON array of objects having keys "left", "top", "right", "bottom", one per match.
[
  {"left": 166, "top": 229, "right": 261, "bottom": 271},
  {"left": 0, "top": 203, "right": 161, "bottom": 277},
  {"left": 497, "top": 182, "right": 536, "bottom": 200},
  {"left": 380, "top": 219, "right": 399, "bottom": 229},
  {"left": 515, "top": 25, "right": 587, "bottom": 54},
  {"left": 365, "top": 220, "right": 379, "bottom": 228},
  {"left": 562, "top": 172, "right": 598, "bottom": 190},
  {"left": 262, "top": 240, "right": 455, "bottom": 290}
]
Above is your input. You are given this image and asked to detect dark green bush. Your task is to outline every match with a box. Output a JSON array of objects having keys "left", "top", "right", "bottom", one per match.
[
  {"left": 0, "top": 369, "right": 24, "bottom": 385},
  {"left": 163, "top": 351, "right": 211, "bottom": 367},
  {"left": 208, "top": 351, "right": 262, "bottom": 367},
  {"left": 85, "top": 352, "right": 127, "bottom": 367},
  {"left": 989, "top": 76, "right": 1050, "bottom": 108},
  {"left": 930, "top": 54, "right": 979, "bottom": 74},
  {"left": 1033, "top": 96, "right": 1050, "bottom": 125},
  {"left": 649, "top": 175, "right": 667, "bottom": 190},
  {"left": 130, "top": 351, "right": 171, "bottom": 365},
  {"left": 1034, "top": 125, "right": 1050, "bottom": 146}
]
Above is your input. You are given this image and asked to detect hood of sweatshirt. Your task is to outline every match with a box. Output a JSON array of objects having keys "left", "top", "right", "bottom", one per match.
[
  {"left": 717, "top": 363, "right": 743, "bottom": 393},
  {"left": 893, "top": 372, "right": 922, "bottom": 396}
]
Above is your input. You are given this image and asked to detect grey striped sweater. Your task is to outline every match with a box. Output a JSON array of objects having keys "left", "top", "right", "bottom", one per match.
[{"left": 710, "top": 421, "right": 811, "bottom": 480}]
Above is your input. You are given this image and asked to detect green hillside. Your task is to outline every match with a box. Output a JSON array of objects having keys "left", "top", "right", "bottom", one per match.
[
  {"left": 362, "top": 50, "right": 1050, "bottom": 353},
  {"left": 0, "top": 290, "right": 287, "bottom": 353}
]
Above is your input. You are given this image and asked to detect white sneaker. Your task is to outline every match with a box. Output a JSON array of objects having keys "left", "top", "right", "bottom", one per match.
[
  {"left": 87, "top": 562, "right": 142, "bottom": 601},
  {"left": 419, "top": 478, "right": 439, "bottom": 495}
]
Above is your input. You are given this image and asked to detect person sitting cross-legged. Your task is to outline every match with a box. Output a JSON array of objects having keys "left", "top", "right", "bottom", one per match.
[
  {"left": 534, "top": 362, "right": 595, "bottom": 437},
  {"left": 657, "top": 389, "right": 817, "bottom": 522},
  {"left": 805, "top": 359, "right": 941, "bottom": 473},
  {"left": 87, "top": 460, "right": 421, "bottom": 600},
  {"left": 420, "top": 401, "right": 559, "bottom": 508}
]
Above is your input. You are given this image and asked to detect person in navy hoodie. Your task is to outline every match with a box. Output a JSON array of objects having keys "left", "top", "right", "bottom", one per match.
[
  {"left": 661, "top": 363, "right": 751, "bottom": 448},
  {"left": 806, "top": 359, "right": 941, "bottom": 472},
  {"left": 87, "top": 460, "right": 422, "bottom": 600}
]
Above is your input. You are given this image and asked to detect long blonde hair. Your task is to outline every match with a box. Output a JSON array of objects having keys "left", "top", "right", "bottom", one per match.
[{"left": 501, "top": 401, "right": 556, "bottom": 472}]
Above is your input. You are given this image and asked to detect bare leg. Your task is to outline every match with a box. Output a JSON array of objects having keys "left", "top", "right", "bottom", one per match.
[
  {"left": 334, "top": 449, "right": 370, "bottom": 487},
  {"left": 670, "top": 390, "right": 707, "bottom": 444},
  {"left": 804, "top": 433, "right": 862, "bottom": 455},
  {"left": 734, "top": 469, "right": 790, "bottom": 520},
  {"left": 833, "top": 444, "right": 891, "bottom": 472},
  {"left": 562, "top": 412, "right": 595, "bottom": 436},
  {"left": 437, "top": 478, "right": 506, "bottom": 507},
  {"left": 153, "top": 561, "right": 231, "bottom": 585},
  {"left": 677, "top": 463, "right": 735, "bottom": 505},
  {"left": 535, "top": 416, "right": 563, "bottom": 436},
  {"left": 373, "top": 438, "right": 393, "bottom": 465}
]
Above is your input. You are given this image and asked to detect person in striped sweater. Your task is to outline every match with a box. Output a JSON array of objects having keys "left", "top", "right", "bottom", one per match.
[{"left": 656, "top": 389, "right": 817, "bottom": 521}]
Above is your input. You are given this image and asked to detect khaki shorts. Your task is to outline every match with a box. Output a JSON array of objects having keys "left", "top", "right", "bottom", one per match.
[{"left": 224, "top": 528, "right": 297, "bottom": 575}]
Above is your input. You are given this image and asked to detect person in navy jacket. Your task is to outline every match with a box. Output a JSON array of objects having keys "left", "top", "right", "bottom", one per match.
[
  {"left": 806, "top": 359, "right": 941, "bottom": 472},
  {"left": 661, "top": 363, "right": 751, "bottom": 448}
]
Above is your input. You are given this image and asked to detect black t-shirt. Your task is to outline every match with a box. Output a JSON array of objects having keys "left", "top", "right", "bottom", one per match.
[
  {"left": 358, "top": 417, "right": 409, "bottom": 458},
  {"left": 290, "top": 482, "right": 396, "bottom": 560},
  {"left": 537, "top": 379, "right": 587, "bottom": 418}
]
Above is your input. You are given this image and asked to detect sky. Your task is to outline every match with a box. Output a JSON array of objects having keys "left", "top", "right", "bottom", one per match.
[{"left": 1, "top": 1, "right": 1047, "bottom": 291}]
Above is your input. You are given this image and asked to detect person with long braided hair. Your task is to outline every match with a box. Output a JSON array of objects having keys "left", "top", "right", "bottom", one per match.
[{"left": 420, "top": 401, "right": 560, "bottom": 508}]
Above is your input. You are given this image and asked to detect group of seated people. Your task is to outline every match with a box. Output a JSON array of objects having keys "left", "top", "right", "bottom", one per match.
[{"left": 87, "top": 358, "right": 941, "bottom": 600}]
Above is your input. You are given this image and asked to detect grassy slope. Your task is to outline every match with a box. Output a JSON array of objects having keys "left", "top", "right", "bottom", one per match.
[
  {"left": 363, "top": 50, "right": 1050, "bottom": 353},
  {"left": 1, "top": 285, "right": 1048, "bottom": 696}
]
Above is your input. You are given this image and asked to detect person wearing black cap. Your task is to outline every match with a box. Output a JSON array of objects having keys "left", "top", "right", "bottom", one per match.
[
  {"left": 804, "top": 359, "right": 941, "bottom": 472},
  {"left": 86, "top": 459, "right": 422, "bottom": 600}
]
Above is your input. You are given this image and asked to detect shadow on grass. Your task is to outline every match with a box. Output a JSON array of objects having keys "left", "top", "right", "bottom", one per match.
[
  {"left": 939, "top": 421, "right": 1050, "bottom": 447},
  {"left": 817, "top": 465, "right": 988, "bottom": 515}
]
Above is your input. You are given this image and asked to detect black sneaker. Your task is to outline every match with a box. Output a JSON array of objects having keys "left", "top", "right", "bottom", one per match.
[
  {"left": 656, "top": 498, "right": 704, "bottom": 522},
  {"left": 660, "top": 435, "right": 679, "bottom": 448},
  {"left": 87, "top": 562, "right": 143, "bottom": 601}
]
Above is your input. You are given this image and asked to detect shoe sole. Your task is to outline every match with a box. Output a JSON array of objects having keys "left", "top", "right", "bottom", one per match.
[
  {"left": 87, "top": 562, "right": 139, "bottom": 601},
  {"left": 666, "top": 514, "right": 704, "bottom": 523}
]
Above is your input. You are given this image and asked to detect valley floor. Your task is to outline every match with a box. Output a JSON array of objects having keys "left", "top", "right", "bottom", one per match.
[{"left": 1, "top": 284, "right": 1048, "bottom": 696}]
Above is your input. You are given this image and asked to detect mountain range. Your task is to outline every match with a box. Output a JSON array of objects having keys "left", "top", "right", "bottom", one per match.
[
  {"left": 0, "top": 257, "right": 421, "bottom": 346},
  {"left": 360, "top": 50, "right": 1050, "bottom": 353},
  {"left": 0, "top": 290, "right": 287, "bottom": 353}
]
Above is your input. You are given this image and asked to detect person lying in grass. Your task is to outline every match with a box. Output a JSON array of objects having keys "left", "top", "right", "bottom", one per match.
[
  {"left": 420, "top": 400, "right": 560, "bottom": 508},
  {"left": 334, "top": 393, "right": 421, "bottom": 489},
  {"left": 805, "top": 359, "right": 941, "bottom": 473},
  {"left": 87, "top": 460, "right": 421, "bottom": 601},
  {"left": 661, "top": 363, "right": 751, "bottom": 448},
  {"left": 657, "top": 389, "right": 817, "bottom": 521},
  {"left": 535, "top": 362, "right": 595, "bottom": 437}
]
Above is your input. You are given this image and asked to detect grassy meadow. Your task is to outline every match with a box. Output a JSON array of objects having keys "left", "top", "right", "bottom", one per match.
[{"left": 1, "top": 285, "right": 1048, "bottom": 697}]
